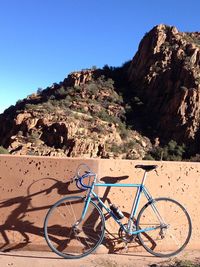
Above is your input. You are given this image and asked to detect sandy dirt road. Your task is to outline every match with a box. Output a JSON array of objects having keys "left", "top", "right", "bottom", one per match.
[{"left": 0, "top": 250, "right": 200, "bottom": 267}]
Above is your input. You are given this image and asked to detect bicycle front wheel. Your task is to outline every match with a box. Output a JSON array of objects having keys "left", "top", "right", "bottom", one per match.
[
  {"left": 44, "top": 196, "right": 105, "bottom": 259},
  {"left": 136, "top": 197, "right": 192, "bottom": 257}
]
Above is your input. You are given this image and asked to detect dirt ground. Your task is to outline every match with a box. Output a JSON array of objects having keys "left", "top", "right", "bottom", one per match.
[{"left": 0, "top": 250, "right": 200, "bottom": 267}]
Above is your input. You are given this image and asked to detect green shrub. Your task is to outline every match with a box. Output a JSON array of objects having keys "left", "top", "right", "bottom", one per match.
[
  {"left": 97, "top": 110, "right": 111, "bottom": 122},
  {"left": 125, "top": 140, "right": 137, "bottom": 150},
  {"left": 92, "top": 124, "right": 105, "bottom": 133},
  {"left": 74, "top": 85, "right": 81, "bottom": 92},
  {"left": 189, "top": 154, "right": 200, "bottom": 162},
  {"left": 27, "top": 132, "right": 40, "bottom": 143},
  {"left": 104, "top": 78, "right": 115, "bottom": 89},
  {"left": 110, "top": 143, "right": 123, "bottom": 154},
  {"left": 56, "top": 86, "right": 67, "bottom": 97},
  {"left": 87, "top": 83, "right": 98, "bottom": 94},
  {"left": 110, "top": 140, "right": 138, "bottom": 155},
  {"left": 0, "top": 146, "right": 9, "bottom": 154},
  {"left": 118, "top": 123, "right": 129, "bottom": 139},
  {"left": 144, "top": 140, "right": 186, "bottom": 161},
  {"left": 43, "top": 101, "right": 56, "bottom": 112},
  {"left": 25, "top": 104, "right": 37, "bottom": 110}
]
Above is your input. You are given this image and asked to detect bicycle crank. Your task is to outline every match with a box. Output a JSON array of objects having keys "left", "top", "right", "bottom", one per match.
[{"left": 118, "top": 224, "right": 136, "bottom": 243}]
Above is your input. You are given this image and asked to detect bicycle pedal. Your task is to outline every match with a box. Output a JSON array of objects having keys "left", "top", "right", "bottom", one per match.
[{"left": 122, "top": 243, "right": 129, "bottom": 253}]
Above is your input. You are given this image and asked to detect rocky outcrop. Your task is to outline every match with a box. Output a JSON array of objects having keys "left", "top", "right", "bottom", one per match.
[
  {"left": 65, "top": 70, "right": 94, "bottom": 87},
  {"left": 128, "top": 24, "right": 200, "bottom": 150},
  {"left": 0, "top": 72, "right": 151, "bottom": 159},
  {"left": 1, "top": 24, "right": 200, "bottom": 158},
  {"left": 0, "top": 109, "right": 150, "bottom": 158}
]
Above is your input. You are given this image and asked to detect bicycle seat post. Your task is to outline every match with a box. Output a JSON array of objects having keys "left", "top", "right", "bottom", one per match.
[
  {"left": 135, "top": 165, "right": 158, "bottom": 186},
  {"left": 141, "top": 171, "right": 148, "bottom": 186}
]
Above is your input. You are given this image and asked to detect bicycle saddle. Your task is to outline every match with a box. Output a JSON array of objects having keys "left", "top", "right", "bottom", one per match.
[{"left": 135, "top": 165, "right": 158, "bottom": 172}]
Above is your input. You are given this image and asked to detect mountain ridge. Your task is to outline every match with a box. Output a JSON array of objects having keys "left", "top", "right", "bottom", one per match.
[
  {"left": 128, "top": 24, "right": 200, "bottom": 156},
  {"left": 0, "top": 24, "right": 200, "bottom": 160}
]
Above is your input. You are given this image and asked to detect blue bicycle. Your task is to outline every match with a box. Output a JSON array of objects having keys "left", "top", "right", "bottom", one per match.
[{"left": 44, "top": 164, "right": 192, "bottom": 259}]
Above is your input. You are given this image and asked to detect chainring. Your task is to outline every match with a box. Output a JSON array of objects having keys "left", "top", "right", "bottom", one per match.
[{"left": 118, "top": 224, "right": 136, "bottom": 243}]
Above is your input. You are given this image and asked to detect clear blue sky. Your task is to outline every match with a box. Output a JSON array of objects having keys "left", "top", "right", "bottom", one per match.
[{"left": 0, "top": 0, "right": 199, "bottom": 113}]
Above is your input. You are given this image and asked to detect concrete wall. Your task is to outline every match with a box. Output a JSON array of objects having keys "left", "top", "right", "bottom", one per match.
[{"left": 0, "top": 155, "right": 199, "bottom": 253}]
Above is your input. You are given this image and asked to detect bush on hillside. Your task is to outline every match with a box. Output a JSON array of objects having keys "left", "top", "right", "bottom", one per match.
[
  {"left": 144, "top": 140, "right": 186, "bottom": 161},
  {"left": 0, "top": 146, "right": 9, "bottom": 154}
]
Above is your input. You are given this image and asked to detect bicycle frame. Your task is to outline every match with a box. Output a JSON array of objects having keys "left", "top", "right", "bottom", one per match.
[
  {"left": 44, "top": 163, "right": 192, "bottom": 259},
  {"left": 79, "top": 171, "right": 164, "bottom": 235}
]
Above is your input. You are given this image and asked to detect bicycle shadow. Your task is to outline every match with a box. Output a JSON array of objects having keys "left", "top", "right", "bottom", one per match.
[
  {"left": 99, "top": 175, "right": 129, "bottom": 205},
  {"left": 0, "top": 175, "right": 156, "bottom": 255},
  {"left": 0, "top": 177, "right": 83, "bottom": 252}
]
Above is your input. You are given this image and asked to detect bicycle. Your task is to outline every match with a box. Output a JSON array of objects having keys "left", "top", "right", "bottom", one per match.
[{"left": 44, "top": 164, "right": 192, "bottom": 259}]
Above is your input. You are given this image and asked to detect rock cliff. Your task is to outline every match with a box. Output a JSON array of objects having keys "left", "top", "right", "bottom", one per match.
[
  {"left": 1, "top": 24, "right": 200, "bottom": 159},
  {"left": 0, "top": 70, "right": 150, "bottom": 158},
  {"left": 128, "top": 24, "right": 200, "bottom": 153}
]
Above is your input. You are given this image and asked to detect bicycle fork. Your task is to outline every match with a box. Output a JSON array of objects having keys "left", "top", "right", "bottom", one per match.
[{"left": 71, "top": 194, "right": 91, "bottom": 232}]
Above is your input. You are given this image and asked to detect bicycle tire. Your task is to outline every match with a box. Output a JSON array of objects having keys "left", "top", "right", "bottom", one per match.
[
  {"left": 136, "top": 197, "right": 192, "bottom": 257},
  {"left": 44, "top": 196, "right": 105, "bottom": 259}
]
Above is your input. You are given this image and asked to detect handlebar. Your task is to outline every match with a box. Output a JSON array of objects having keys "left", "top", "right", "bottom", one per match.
[
  {"left": 71, "top": 164, "right": 97, "bottom": 190},
  {"left": 77, "top": 172, "right": 96, "bottom": 190}
]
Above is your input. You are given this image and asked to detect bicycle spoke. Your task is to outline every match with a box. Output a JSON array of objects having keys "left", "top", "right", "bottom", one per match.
[
  {"left": 44, "top": 196, "right": 105, "bottom": 259},
  {"left": 137, "top": 198, "right": 192, "bottom": 257},
  {"left": 44, "top": 165, "right": 192, "bottom": 260}
]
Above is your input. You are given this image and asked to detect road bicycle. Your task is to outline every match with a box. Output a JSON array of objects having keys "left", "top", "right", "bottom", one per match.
[{"left": 44, "top": 164, "right": 192, "bottom": 259}]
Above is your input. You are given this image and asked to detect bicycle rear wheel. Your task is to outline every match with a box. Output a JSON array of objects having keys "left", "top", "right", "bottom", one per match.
[
  {"left": 44, "top": 196, "right": 105, "bottom": 259},
  {"left": 136, "top": 197, "right": 192, "bottom": 257}
]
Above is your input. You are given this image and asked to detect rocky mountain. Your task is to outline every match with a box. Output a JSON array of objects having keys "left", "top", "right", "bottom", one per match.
[
  {"left": 128, "top": 24, "right": 200, "bottom": 156},
  {"left": 0, "top": 69, "right": 150, "bottom": 159},
  {"left": 0, "top": 24, "right": 200, "bottom": 160}
]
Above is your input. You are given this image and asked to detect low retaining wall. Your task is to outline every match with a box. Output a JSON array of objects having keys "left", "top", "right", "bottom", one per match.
[{"left": 0, "top": 155, "right": 199, "bottom": 253}]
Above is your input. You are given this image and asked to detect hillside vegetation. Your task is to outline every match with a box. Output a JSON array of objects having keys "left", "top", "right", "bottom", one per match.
[{"left": 0, "top": 24, "right": 200, "bottom": 161}]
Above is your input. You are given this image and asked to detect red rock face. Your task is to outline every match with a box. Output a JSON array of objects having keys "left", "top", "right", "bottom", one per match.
[
  {"left": 0, "top": 70, "right": 151, "bottom": 159},
  {"left": 128, "top": 24, "right": 200, "bottom": 147},
  {"left": 1, "top": 24, "right": 199, "bottom": 157}
]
